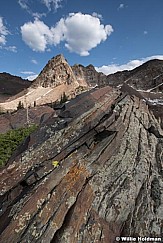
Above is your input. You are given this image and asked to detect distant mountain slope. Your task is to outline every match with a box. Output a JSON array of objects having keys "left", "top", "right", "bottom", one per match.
[
  {"left": 0, "top": 73, "right": 31, "bottom": 97},
  {"left": 106, "top": 59, "right": 163, "bottom": 91},
  {"left": 0, "top": 55, "right": 93, "bottom": 111},
  {"left": 72, "top": 58, "right": 163, "bottom": 91}
]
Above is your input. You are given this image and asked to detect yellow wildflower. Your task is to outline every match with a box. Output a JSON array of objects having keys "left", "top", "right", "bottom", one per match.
[{"left": 52, "top": 161, "right": 59, "bottom": 167}]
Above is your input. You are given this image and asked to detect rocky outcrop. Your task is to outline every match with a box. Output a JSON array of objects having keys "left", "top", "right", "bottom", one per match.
[
  {"left": 0, "top": 86, "right": 163, "bottom": 243},
  {"left": 72, "top": 64, "right": 106, "bottom": 87},
  {"left": 120, "top": 83, "right": 163, "bottom": 129},
  {"left": 0, "top": 54, "right": 92, "bottom": 110},
  {"left": 33, "top": 55, "right": 106, "bottom": 89},
  {"left": 32, "top": 54, "right": 79, "bottom": 88},
  {"left": 0, "top": 55, "right": 88, "bottom": 111}
]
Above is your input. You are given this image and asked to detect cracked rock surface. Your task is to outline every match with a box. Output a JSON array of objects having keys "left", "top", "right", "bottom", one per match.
[{"left": 0, "top": 86, "right": 163, "bottom": 243}]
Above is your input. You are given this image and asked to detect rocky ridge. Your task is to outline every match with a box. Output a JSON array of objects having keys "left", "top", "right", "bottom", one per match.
[
  {"left": 71, "top": 57, "right": 163, "bottom": 129},
  {"left": 1, "top": 56, "right": 163, "bottom": 112},
  {"left": 106, "top": 59, "right": 163, "bottom": 91},
  {"left": 0, "top": 86, "right": 163, "bottom": 242},
  {"left": 0, "top": 73, "right": 31, "bottom": 101},
  {"left": 0, "top": 55, "right": 93, "bottom": 111},
  {"left": 72, "top": 64, "right": 106, "bottom": 87},
  {"left": 71, "top": 59, "right": 163, "bottom": 92},
  {"left": 32, "top": 54, "right": 106, "bottom": 89}
]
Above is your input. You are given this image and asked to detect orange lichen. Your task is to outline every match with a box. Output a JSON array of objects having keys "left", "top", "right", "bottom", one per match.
[{"left": 65, "top": 165, "right": 88, "bottom": 191}]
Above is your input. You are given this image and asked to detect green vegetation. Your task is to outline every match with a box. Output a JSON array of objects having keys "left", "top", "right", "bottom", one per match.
[{"left": 0, "top": 124, "right": 37, "bottom": 166}]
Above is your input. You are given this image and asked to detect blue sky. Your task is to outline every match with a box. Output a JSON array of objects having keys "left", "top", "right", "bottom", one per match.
[{"left": 0, "top": 0, "right": 163, "bottom": 80}]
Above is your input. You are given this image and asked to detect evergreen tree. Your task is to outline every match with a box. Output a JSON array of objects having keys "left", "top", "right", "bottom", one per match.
[
  {"left": 17, "top": 101, "right": 24, "bottom": 110},
  {"left": 60, "top": 92, "right": 68, "bottom": 104}
]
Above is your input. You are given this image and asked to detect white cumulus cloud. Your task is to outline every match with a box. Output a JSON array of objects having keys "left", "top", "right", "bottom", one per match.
[
  {"left": 21, "top": 19, "right": 53, "bottom": 52},
  {"left": 21, "top": 13, "right": 113, "bottom": 56},
  {"left": 92, "top": 12, "right": 103, "bottom": 20},
  {"left": 95, "top": 55, "right": 163, "bottom": 75},
  {"left": 0, "top": 17, "right": 9, "bottom": 45}
]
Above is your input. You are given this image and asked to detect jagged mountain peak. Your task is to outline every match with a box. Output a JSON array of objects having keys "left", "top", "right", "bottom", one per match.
[
  {"left": 47, "top": 53, "right": 67, "bottom": 65},
  {"left": 72, "top": 62, "right": 106, "bottom": 87},
  {"left": 32, "top": 54, "right": 78, "bottom": 88},
  {"left": 86, "top": 64, "right": 95, "bottom": 69}
]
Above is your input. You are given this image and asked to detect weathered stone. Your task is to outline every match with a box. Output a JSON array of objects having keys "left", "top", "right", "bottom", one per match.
[
  {"left": 72, "top": 63, "right": 106, "bottom": 87},
  {"left": 0, "top": 85, "right": 163, "bottom": 243},
  {"left": 32, "top": 54, "right": 79, "bottom": 89}
]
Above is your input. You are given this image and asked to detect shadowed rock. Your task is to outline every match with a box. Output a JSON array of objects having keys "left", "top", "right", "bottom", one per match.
[
  {"left": 0, "top": 106, "right": 54, "bottom": 133},
  {"left": 0, "top": 72, "right": 31, "bottom": 98}
]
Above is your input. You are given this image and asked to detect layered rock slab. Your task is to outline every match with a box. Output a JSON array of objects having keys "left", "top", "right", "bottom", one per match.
[{"left": 0, "top": 86, "right": 163, "bottom": 243}]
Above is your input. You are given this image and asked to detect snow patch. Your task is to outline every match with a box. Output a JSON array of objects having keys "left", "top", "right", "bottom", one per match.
[{"left": 147, "top": 99, "right": 163, "bottom": 105}]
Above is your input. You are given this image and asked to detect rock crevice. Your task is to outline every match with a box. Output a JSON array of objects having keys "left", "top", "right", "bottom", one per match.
[{"left": 0, "top": 86, "right": 163, "bottom": 242}]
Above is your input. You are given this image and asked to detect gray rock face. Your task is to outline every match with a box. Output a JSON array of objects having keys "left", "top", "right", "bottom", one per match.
[{"left": 0, "top": 86, "right": 163, "bottom": 243}]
